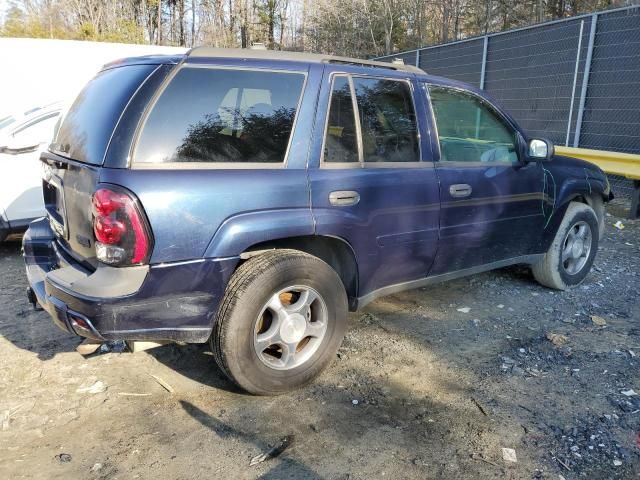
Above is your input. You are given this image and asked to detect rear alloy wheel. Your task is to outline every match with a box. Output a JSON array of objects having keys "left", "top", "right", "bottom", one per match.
[
  {"left": 254, "top": 286, "right": 328, "bottom": 370},
  {"left": 212, "top": 250, "right": 348, "bottom": 395},
  {"left": 532, "top": 202, "right": 599, "bottom": 290}
]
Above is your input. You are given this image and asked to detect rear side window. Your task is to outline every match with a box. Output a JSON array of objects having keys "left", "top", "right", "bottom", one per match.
[
  {"left": 134, "top": 67, "right": 305, "bottom": 164},
  {"left": 52, "top": 65, "right": 156, "bottom": 165}
]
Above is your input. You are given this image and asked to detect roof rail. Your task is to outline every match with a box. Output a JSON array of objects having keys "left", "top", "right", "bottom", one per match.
[
  {"left": 187, "top": 47, "right": 424, "bottom": 74},
  {"left": 326, "top": 59, "right": 397, "bottom": 71}
]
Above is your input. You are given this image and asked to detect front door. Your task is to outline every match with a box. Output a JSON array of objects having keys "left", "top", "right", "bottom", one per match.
[
  {"left": 425, "top": 84, "right": 545, "bottom": 275},
  {"left": 309, "top": 67, "right": 440, "bottom": 298}
]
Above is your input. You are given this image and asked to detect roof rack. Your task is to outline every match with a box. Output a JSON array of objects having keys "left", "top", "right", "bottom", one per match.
[{"left": 187, "top": 47, "right": 424, "bottom": 74}]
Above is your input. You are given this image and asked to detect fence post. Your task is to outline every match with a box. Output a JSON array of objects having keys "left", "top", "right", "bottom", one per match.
[
  {"left": 565, "top": 20, "right": 584, "bottom": 146},
  {"left": 479, "top": 36, "right": 488, "bottom": 89},
  {"left": 631, "top": 181, "right": 640, "bottom": 220},
  {"left": 416, "top": 48, "right": 421, "bottom": 68},
  {"left": 573, "top": 13, "right": 598, "bottom": 148}
]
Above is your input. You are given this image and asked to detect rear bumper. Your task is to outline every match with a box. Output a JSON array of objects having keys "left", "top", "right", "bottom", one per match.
[{"left": 23, "top": 218, "right": 238, "bottom": 343}]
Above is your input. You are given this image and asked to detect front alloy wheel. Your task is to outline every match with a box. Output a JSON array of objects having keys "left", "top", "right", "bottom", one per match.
[
  {"left": 532, "top": 202, "right": 599, "bottom": 290},
  {"left": 561, "top": 220, "right": 592, "bottom": 275}
]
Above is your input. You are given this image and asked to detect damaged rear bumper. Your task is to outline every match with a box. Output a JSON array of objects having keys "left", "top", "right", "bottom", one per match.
[{"left": 23, "top": 218, "right": 238, "bottom": 343}]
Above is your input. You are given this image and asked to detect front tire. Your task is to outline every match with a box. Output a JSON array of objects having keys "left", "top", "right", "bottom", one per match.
[
  {"left": 532, "top": 202, "right": 599, "bottom": 290},
  {"left": 211, "top": 249, "right": 348, "bottom": 395}
]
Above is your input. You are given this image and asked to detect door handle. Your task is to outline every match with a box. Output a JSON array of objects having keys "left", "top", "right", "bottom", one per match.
[
  {"left": 329, "top": 190, "right": 360, "bottom": 206},
  {"left": 449, "top": 184, "right": 472, "bottom": 198}
]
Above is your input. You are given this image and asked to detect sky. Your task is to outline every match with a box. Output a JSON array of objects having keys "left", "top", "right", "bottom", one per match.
[{"left": 0, "top": 1, "right": 7, "bottom": 23}]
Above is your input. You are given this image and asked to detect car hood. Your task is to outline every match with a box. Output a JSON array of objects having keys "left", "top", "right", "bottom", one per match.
[{"left": 551, "top": 154, "right": 606, "bottom": 178}]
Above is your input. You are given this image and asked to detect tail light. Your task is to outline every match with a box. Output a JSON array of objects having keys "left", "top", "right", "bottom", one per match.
[{"left": 92, "top": 186, "right": 153, "bottom": 266}]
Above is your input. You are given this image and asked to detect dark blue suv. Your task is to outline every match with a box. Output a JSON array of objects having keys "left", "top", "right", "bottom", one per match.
[{"left": 24, "top": 48, "right": 611, "bottom": 394}]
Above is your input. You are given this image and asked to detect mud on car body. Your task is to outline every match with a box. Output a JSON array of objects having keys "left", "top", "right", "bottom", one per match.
[{"left": 23, "top": 48, "right": 611, "bottom": 394}]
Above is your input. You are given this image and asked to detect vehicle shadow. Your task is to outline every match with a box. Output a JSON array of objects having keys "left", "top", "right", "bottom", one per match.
[
  {"left": 171, "top": 351, "right": 508, "bottom": 479},
  {"left": 127, "top": 263, "right": 537, "bottom": 396},
  {"left": 0, "top": 238, "right": 79, "bottom": 360},
  {"left": 146, "top": 342, "right": 243, "bottom": 394},
  {"left": 180, "top": 400, "right": 325, "bottom": 479}
]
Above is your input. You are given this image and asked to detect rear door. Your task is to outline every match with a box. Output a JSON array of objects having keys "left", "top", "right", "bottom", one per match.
[
  {"left": 424, "top": 84, "right": 545, "bottom": 275},
  {"left": 309, "top": 66, "right": 440, "bottom": 298}
]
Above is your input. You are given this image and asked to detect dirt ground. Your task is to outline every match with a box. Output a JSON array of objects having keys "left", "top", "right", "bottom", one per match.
[{"left": 0, "top": 207, "right": 638, "bottom": 480}]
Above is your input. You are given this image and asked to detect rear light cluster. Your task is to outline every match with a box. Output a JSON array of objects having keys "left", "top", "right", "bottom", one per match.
[{"left": 92, "top": 186, "right": 153, "bottom": 266}]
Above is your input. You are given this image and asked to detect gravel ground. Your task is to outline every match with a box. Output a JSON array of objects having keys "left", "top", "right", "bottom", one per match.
[{"left": 0, "top": 207, "right": 638, "bottom": 480}]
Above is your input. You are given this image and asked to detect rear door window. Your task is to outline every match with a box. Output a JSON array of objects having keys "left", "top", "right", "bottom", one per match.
[
  {"left": 322, "top": 75, "right": 420, "bottom": 165},
  {"left": 51, "top": 64, "right": 157, "bottom": 165},
  {"left": 134, "top": 67, "right": 306, "bottom": 164},
  {"left": 323, "top": 76, "right": 359, "bottom": 163},
  {"left": 353, "top": 78, "right": 419, "bottom": 163}
]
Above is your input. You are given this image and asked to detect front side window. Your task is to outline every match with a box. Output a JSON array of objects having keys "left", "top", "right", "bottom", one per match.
[
  {"left": 135, "top": 67, "right": 305, "bottom": 164},
  {"left": 353, "top": 78, "right": 419, "bottom": 163},
  {"left": 428, "top": 86, "right": 519, "bottom": 164}
]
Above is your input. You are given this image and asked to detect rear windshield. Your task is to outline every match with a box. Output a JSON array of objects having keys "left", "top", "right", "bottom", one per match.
[
  {"left": 51, "top": 64, "right": 156, "bottom": 165},
  {"left": 133, "top": 67, "right": 305, "bottom": 164}
]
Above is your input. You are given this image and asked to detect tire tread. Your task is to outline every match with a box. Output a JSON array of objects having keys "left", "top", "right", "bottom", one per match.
[
  {"left": 532, "top": 202, "right": 598, "bottom": 290},
  {"left": 211, "top": 249, "right": 334, "bottom": 391}
]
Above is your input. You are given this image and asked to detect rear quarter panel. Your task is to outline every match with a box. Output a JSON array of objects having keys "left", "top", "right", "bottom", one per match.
[
  {"left": 99, "top": 168, "right": 313, "bottom": 263},
  {"left": 99, "top": 62, "right": 323, "bottom": 263}
]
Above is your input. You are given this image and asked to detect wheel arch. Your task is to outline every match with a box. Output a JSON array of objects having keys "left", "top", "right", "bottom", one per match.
[
  {"left": 239, "top": 235, "right": 359, "bottom": 311},
  {"left": 562, "top": 190, "right": 605, "bottom": 240},
  {"left": 553, "top": 177, "right": 607, "bottom": 240}
]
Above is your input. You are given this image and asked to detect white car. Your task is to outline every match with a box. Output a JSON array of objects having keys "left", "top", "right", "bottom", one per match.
[{"left": 0, "top": 104, "right": 62, "bottom": 241}]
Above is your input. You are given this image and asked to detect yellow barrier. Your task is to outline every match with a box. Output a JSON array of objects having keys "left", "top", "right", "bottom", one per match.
[
  {"left": 555, "top": 146, "right": 640, "bottom": 180},
  {"left": 555, "top": 146, "right": 640, "bottom": 218}
]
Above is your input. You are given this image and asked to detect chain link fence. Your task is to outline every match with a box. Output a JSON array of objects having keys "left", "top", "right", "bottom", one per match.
[{"left": 376, "top": 5, "right": 640, "bottom": 208}]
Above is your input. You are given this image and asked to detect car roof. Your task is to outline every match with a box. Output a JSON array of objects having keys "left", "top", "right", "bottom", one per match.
[{"left": 103, "top": 48, "right": 492, "bottom": 95}]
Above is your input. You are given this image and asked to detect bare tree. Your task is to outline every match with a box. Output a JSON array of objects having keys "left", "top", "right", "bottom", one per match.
[{"left": 1, "top": 0, "right": 628, "bottom": 55}]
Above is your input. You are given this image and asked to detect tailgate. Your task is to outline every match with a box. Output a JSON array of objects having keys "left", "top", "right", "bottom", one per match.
[{"left": 42, "top": 152, "right": 100, "bottom": 266}]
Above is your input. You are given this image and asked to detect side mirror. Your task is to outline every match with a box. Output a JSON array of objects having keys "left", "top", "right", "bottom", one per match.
[{"left": 527, "top": 138, "right": 554, "bottom": 161}]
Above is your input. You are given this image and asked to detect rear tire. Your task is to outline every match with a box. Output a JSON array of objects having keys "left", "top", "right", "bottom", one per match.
[
  {"left": 532, "top": 202, "right": 599, "bottom": 290},
  {"left": 211, "top": 249, "right": 348, "bottom": 395}
]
